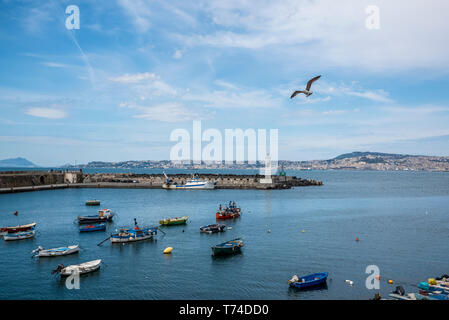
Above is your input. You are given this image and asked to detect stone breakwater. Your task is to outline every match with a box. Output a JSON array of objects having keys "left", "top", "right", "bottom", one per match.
[
  {"left": 0, "top": 171, "right": 322, "bottom": 194},
  {"left": 83, "top": 173, "right": 323, "bottom": 189}
]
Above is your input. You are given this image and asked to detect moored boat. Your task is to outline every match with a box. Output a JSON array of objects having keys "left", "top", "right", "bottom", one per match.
[
  {"left": 162, "top": 172, "right": 215, "bottom": 190},
  {"left": 110, "top": 226, "right": 158, "bottom": 243},
  {"left": 0, "top": 222, "right": 36, "bottom": 236},
  {"left": 211, "top": 238, "right": 244, "bottom": 256},
  {"left": 288, "top": 272, "right": 328, "bottom": 289},
  {"left": 159, "top": 216, "right": 189, "bottom": 226},
  {"left": 32, "top": 245, "right": 79, "bottom": 257},
  {"left": 85, "top": 200, "right": 101, "bottom": 206},
  {"left": 79, "top": 223, "right": 106, "bottom": 232},
  {"left": 216, "top": 202, "right": 241, "bottom": 220},
  {"left": 200, "top": 224, "right": 226, "bottom": 234},
  {"left": 52, "top": 259, "right": 101, "bottom": 277},
  {"left": 78, "top": 209, "right": 115, "bottom": 224},
  {"left": 4, "top": 230, "right": 35, "bottom": 241}
]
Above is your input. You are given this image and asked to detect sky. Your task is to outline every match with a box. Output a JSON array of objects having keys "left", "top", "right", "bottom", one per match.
[{"left": 1, "top": 0, "right": 449, "bottom": 166}]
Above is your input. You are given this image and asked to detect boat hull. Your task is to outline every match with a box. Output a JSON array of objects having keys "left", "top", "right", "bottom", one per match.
[
  {"left": 37, "top": 245, "right": 79, "bottom": 257},
  {"left": 110, "top": 233, "right": 153, "bottom": 243},
  {"left": 211, "top": 238, "right": 244, "bottom": 256},
  {"left": 4, "top": 230, "right": 35, "bottom": 241},
  {"left": 79, "top": 224, "right": 106, "bottom": 232},
  {"left": 0, "top": 222, "right": 36, "bottom": 236},
  {"left": 85, "top": 200, "right": 100, "bottom": 206},
  {"left": 60, "top": 259, "right": 101, "bottom": 277},
  {"left": 200, "top": 224, "right": 226, "bottom": 234},
  {"left": 78, "top": 213, "right": 115, "bottom": 224},
  {"left": 289, "top": 272, "right": 328, "bottom": 289},
  {"left": 159, "top": 216, "right": 189, "bottom": 226},
  {"left": 162, "top": 182, "right": 215, "bottom": 190},
  {"left": 216, "top": 212, "right": 241, "bottom": 220}
]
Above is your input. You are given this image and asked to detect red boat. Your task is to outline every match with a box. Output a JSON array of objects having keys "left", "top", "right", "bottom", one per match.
[
  {"left": 0, "top": 222, "right": 36, "bottom": 235},
  {"left": 216, "top": 209, "right": 241, "bottom": 220}
]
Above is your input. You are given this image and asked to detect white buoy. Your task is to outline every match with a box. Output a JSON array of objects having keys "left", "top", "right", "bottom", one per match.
[{"left": 227, "top": 227, "right": 232, "bottom": 230}]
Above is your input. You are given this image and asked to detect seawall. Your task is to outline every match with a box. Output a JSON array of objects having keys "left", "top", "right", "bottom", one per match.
[{"left": 0, "top": 171, "right": 322, "bottom": 194}]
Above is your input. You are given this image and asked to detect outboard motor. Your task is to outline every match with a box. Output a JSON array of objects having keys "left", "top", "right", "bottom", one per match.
[
  {"left": 51, "top": 264, "right": 65, "bottom": 275},
  {"left": 392, "top": 285, "right": 406, "bottom": 296}
]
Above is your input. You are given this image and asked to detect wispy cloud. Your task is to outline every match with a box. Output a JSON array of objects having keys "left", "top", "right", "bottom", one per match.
[
  {"left": 122, "top": 102, "right": 213, "bottom": 123},
  {"left": 117, "top": 0, "right": 152, "bottom": 32},
  {"left": 178, "top": 0, "right": 449, "bottom": 71},
  {"left": 24, "top": 107, "right": 67, "bottom": 119},
  {"left": 109, "top": 72, "right": 157, "bottom": 83}
]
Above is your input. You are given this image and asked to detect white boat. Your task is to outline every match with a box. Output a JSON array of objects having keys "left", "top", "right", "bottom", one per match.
[
  {"left": 162, "top": 172, "right": 215, "bottom": 190},
  {"left": 4, "top": 230, "right": 35, "bottom": 241},
  {"left": 32, "top": 245, "right": 79, "bottom": 257},
  {"left": 52, "top": 259, "right": 101, "bottom": 277}
]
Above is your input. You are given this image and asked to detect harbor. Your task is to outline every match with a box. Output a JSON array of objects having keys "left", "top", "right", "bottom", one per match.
[{"left": 0, "top": 170, "right": 448, "bottom": 300}]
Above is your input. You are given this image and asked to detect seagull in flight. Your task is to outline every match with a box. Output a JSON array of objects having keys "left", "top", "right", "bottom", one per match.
[{"left": 290, "top": 75, "right": 321, "bottom": 98}]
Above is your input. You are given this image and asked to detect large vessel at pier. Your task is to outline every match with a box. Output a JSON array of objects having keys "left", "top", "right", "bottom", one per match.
[{"left": 162, "top": 172, "right": 215, "bottom": 190}]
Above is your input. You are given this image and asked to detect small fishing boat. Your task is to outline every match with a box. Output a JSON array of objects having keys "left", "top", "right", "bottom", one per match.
[
  {"left": 0, "top": 222, "right": 36, "bottom": 236},
  {"left": 32, "top": 245, "right": 79, "bottom": 257},
  {"left": 159, "top": 216, "right": 189, "bottom": 226},
  {"left": 79, "top": 223, "right": 106, "bottom": 232},
  {"left": 216, "top": 210, "right": 241, "bottom": 220},
  {"left": 52, "top": 259, "right": 101, "bottom": 277},
  {"left": 3, "top": 230, "right": 35, "bottom": 241},
  {"left": 85, "top": 200, "right": 100, "bottom": 206},
  {"left": 110, "top": 226, "right": 158, "bottom": 243},
  {"left": 288, "top": 272, "right": 328, "bottom": 289},
  {"left": 78, "top": 209, "right": 115, "bottom": 224},
  {"left": 200, "top": 224, "right": 226, "bottom": 234},
  {"left": 211, "top": 238, "right": 244, "bottom": 256}
]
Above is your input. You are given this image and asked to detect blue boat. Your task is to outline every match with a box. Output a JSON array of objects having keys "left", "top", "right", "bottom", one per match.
[
  {"left": 418, "top": 282, "right": 449, "bottom": 295},
  {"left": 79, "top": 223, "right": 106, "bottom": 232},
  {"left": 288, "top": 272, "right": 328, "bottom": 289},
  {"left": 110, "top": 226, "right": 158, "bottom": 243}
]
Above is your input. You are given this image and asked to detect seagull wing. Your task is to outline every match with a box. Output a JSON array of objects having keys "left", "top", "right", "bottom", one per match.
[
  {"left": 290, "top": 90, "right": 306, "bottom": 98},
  {"left": 306, "top": 75, "right": 321, "bottom": 91}
]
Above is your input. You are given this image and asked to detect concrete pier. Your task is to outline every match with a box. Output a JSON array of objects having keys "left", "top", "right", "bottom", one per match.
[{"left": 0, "top": 171, "right": 322, "bottom": 194}]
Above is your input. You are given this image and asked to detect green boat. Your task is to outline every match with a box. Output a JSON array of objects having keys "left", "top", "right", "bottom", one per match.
[
  {"left": 85, "top": 200, "right": 100, "bottom": 206},
  {"left": 211, "top": 238, "right": 244, "bottom": 256},
  {"left": 159, "top": 216, "right": 189, "bottom": 226}
]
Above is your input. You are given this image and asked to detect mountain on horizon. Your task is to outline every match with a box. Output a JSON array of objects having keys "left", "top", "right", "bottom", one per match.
[
  {"left": 331, "top": 151, "right": 417, "bottom": 160},
  {"left": 0, "top": 157, "right": 38, "bottom": 168}
]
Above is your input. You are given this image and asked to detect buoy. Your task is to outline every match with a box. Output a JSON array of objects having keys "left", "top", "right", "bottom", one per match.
[
  {"left": 375, "top": 275, "right": 381, "bottom": 280},
  {"left": 227, "top": 227, "right": 232, "bottom": 230},
  {"left": 355, "top": 237, "right": 359, "bottom": 241},
  {"left": 345, "top": 280, "right": 354, "bottom": 286},
  {"left": 388, "top": 279, "right": 394, "bottom": 284},
  {"left": 163, "top": 247, "right": 173, "bottom": 254},
  {"left": 302, "top": 230, "right": 305, "bottom": 233},
  {"left": 267, "top": 229, "right": 272, "bottom": 233}
]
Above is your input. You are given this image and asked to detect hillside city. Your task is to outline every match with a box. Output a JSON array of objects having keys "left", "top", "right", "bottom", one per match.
[{"left": 62, "top": 152, "right": 449, "bottom": 172}]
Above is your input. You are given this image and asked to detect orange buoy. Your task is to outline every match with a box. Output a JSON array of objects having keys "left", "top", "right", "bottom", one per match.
[
  {"left": 375, "top": 275, "right": 381, "bottom": 280},
  {"left": 388, "top": 280, "right": 394, "bottom": 284},
  {"left": 355, "top": 237, "right": 359, "bottom": 241}
]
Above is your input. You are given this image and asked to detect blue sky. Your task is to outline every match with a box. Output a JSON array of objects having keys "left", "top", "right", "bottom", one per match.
[{"left": 1, "top": 0, "right": 449, "bottom": 166}]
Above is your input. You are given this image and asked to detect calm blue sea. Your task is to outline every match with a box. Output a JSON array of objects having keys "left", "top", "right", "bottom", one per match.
[{"left": 0, "top": 169, "right": 448, "bottom": 300}]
